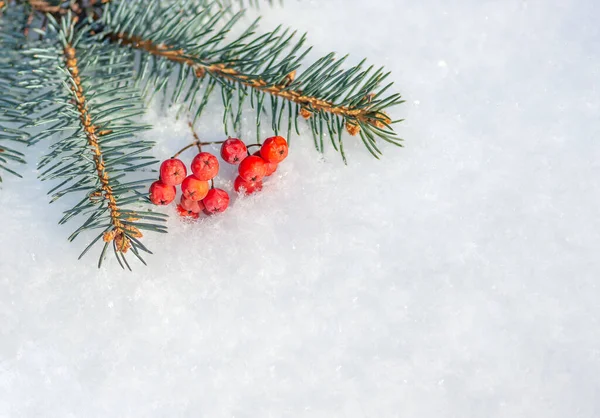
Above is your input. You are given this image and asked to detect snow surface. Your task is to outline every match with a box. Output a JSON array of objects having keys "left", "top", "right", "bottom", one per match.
[{"left": 2, "top": 0, "right": 600, "bottom": 416}]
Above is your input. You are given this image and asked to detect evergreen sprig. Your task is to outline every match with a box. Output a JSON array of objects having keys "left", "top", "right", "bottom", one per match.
[
  {"left": 20, "top": 13, "right": 167, "bottom": 269},
  {"left": 100, "top": 0, "right": 404, "bottom": 162},
  {"left": 1, "top": 0, "right": 404, "bottom": 268},
  {"left": 0, "top": 5, "right": 30, "bottom": 182}
]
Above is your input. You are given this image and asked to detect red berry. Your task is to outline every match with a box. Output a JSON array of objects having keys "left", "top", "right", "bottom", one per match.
[
  {"left": 260, "top": 136, "right": 288, "bottom": 164},
  {"left": 203, "top": 188, "right": 230, "bottom": 214},
  {"left": 149, "top": 181, "right": 176, "bottom": 205},
  {"left": 180, "top": 195, "right": 203, "bottom": 213},
  {"left": 220, "top": 138, "right": 247, "bottom": 164},
  {"left": 264, "top": 162, "right": 277, "bottom": 176},
  {"left": 191, "top": 152, "right": 219, "bottom": 181},
  {"left": 177, "top": 204, "right": 199, "bottom": 219},
  {"left": 234, "top": 175, "right": 263, "bottom": 195},
  {"left": 159, "top": 158, "right": 187, "bottom": 186},
  {"left": 253, "top": 151, "right": 277, "bottom": 176},
  {"left": 238, "top": 155, "right": 266, "bottom": 182},
  {"left": 181, "top": 175, "right": 209, "bottom": 201}
]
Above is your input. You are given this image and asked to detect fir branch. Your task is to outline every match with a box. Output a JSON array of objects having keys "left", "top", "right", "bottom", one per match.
[
  {"left": 0, "top": 5, "right": 31, "bottom": 182},
  {"left": 110, "top": 32, "right": 389, "bottom": 127},
  {"left": 62, "top": 45, "right": 137, "bottom": 256},
  {"left": 101, "top": 0, "right": 404, "bottom": 160},
  {"left": 21, "top": 13, "right": 167, "bottom": 268}
]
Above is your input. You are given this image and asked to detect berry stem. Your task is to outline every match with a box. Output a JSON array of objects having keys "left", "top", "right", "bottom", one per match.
[
  {"left": 171, "top": 141, "right": 200, "bottom": 159},
  {"left": 246, "top": 143, "right": 262, "bottom": 156},
  {"left": 188, "top": 121, "right": 202, "bottom": 153},
  {"left": 171, "top": 121, "right": 228, "bottom": 158},
  {"left": 171, "top": 140, "right": 227, "bottom": 159}
]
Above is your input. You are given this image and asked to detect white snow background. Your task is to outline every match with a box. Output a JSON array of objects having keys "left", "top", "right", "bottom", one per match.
[{"left": 1, "top": 0, "right": 600, "bottom": 416}]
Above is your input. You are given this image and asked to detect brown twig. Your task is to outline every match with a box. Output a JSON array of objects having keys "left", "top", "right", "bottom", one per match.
[
  {"left": 188, "top": 121, "right": 202, "bottom": 153},
  {"left": 172, "top": 139, "right": 226, "bottom": 159},
  {"left": 26, "top": 0, "right": 111, "bottom": 16},
  {"left": 62, "top": 43, "right": 140, "bottom": 254},
  {"left": 172, "top": 141, "right": 201, "bottom": 159},
  {"left": 27, "top": 0, "right": 74, "bottom": 14},
  {"left": 23, "top": 9, "right": 34, "bottom": 36},
  {"left": 107, "top": 32, "right": 391, "bottom": 134}
]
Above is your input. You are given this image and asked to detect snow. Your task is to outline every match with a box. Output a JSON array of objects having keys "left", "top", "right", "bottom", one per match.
[{"left": 2, "top": 0, "right": 600, "bottom": 416}]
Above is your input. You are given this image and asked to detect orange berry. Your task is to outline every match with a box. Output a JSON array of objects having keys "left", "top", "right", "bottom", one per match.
[
  {"left": 181, "top": 175, "right": 209, "bottom": 201},
  {"left": 260, "top": 136, "right": 288, "bottom": 163},
  {"left": 176, "top": 204, "right": 199, "bottom": 219}
]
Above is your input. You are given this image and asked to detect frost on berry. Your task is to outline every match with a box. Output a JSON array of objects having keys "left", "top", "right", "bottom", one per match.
[
  {"left": 160, "top": 158, "right": 187, "bottom": 186},
  {"left": 220, "top": 138, "right": 248, "bottom": 164},
  {"left": 234, "top": 175, "right": 263, "bottom": 195}
]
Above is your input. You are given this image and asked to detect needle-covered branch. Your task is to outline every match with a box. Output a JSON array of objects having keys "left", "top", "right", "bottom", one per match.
[
  {"left": 20, "top": 13, "right": 167, "bottom": 268},
  {"left": 101, "top": 0, "right": 404, "bottom": 161},
  {"left": 0, "top": 5, "right": 30, "bottom": 182}
]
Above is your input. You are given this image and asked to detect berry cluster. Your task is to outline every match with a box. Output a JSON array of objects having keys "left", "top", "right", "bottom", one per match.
[{"left": 149, "top": 136, "right": 289, "bottom": 219}]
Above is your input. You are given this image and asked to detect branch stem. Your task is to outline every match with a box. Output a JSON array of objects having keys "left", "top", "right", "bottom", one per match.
[
  {"left": 172, "top": 141, "right": 200, "bottom": 159},
  {"left": 62, "top": 43, "right": 135, "bottom": 253},
  {"left": 107, "top": 32, "right": 390, "bottom": 128},
  {"left": 25, "top": 0, "right": 111, "bottom": 16},
  {"left": 188, "top": 121, "right": 202, "bottom": 153}
]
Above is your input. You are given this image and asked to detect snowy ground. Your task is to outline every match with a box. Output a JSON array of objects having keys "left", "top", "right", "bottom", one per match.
[{"left": 2, "top": 0, "right": 600, "bottom": 416}]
